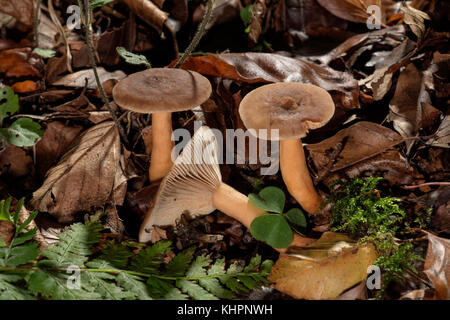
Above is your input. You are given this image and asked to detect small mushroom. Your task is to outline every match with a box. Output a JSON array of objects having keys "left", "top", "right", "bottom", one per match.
[
  {"left": 139, "top": 126, "right": 314, "bottom": 251},
  {"left": 112, "top": 68, "right": 212, "bottom": 182},
  {"left": 238, "top": 82, "right": 335, "bottom": 215}
]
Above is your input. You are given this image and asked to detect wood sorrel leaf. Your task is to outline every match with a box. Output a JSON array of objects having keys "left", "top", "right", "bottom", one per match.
[
  {"left": 0, "top": 86, "right": 19, "bottom": 122},
  {"left": 285, "top": 208, "right": 307, "bottom": 228},
  {"left": 116, "top": 47, "right": 151, "bottom": 68},
  {"left": 249, "top": 186, "right": 285, "bottom": 214},
  {"left": 250, "top": 214, "right": 293, "bottom": 249}
]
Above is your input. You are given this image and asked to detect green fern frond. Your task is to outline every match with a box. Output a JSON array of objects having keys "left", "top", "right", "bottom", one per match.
[{"left": 0, "top": 198, "right": 273, "bottom": 300}]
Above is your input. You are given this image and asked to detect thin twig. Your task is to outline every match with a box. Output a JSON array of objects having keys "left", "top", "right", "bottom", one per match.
[
  {"left": 77, "top": 0, "right": 129, "bottom": 146},
  {"left": 172, "top": 0, "right": 215, "bottom": 68},
  {"left": 402, "top": 182, "right": 450, "bottom": 189},
  {"left": 33, "top": 0, "right": 42, "bottom": 47}
]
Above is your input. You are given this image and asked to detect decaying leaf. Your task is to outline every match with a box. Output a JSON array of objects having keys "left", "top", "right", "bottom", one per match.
[
  {"left": 0, "top": 48, "right": 42, "bottom": 78},
  {"left": 269, "top": 232, "right": 378, "bottom": 299},
  {"left": 427, "top": 116, "right": 450, "bottom": 148},
  {"left": 51, "top": 68, "right": 126, "bottom": 89},
  {"left": 316, "top": 0, "right": 382, "bottom": 24},
  {"left": 307, "top": 121, "right": 403, "bottom": 175},
  {"left": 359, "top": 38, "right": 417, "bottom": 100},
  {"left": 388, "top": 63, "right": 429, "bottom": 150},
  {"left": 423, "top": 232, "right": 450, "bottom": 299},
  {"left": 401, "top": 3, "right": 430, "bottom": 40},
  {"left": 176, "top": 52, "right": 359, "bottom": 110},
  {"left": 30, "top": 121, "right": 128, "bottom": 223},
  {"left": 0, "top": 0, "right": 33, "bottom": 27}
]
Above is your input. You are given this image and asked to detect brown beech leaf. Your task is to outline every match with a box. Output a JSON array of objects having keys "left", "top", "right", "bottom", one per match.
[
  {"left": 51, "top": 68, "right": 126, "bottom": 89},
  {"left": 175, "top": 52, "right": 359, "bottom": 110},
  {"left": 388, "top": 63, "right": 431, "bottom": 151},
  {"left": 317, "top": 25, "right": 406, "bottom": 66},
  {"left": 359, "top": 38, "right": 417, "bottom": 100},
  {"left": 269, "top": 232, "right": 378, "bottom": 300},
  {"left": 35, "top": 121, "right": 84, "bottom": 179},
  {"left": 0, "top": 48, "right": 42, "bottom": 78},
  {"left": 427, "top": 115, "right": 450, "bottom": 149},
  {"left": 423, "top": 232, "right": 450, "bottom": 299},
  {"left": 121, "top": 0, "right": 169, "bottom": 34},
  {"left": 11, "top": 80, "right": 39, "bottom": 93},
  {"left": 307, "top": 121, "right": 403, "bottom": 174},
  {"left": 401, "top": 3, "right": 430, "bottom": 40},
  {"left": 316, "top": 0, "right": 381, "bottom": 24},
  {"left": 0, "top": 0, "right": 33, "bottom": 27},
  {"left": 30, "top": 121, "right": 127, "bottom": 223},
  {"left": 0, "top": 144, "right": 33, "bottom": 178}
]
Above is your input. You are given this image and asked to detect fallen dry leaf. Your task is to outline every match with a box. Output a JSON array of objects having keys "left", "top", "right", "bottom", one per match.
[
  {"left": 316, "top": 0, "right": 382, "bottom": 24},
  {"left": 51, "top": 67, "right": 126, "bottom": 89},
  {"left": 427, "top": 115, "right": 450, "bottom": 149},
  {"left": 35, "top": 121, "right": 84, "bottom": 179},
  {"left": 388, "top": 63, "right": 431, "bottom": 151},
  {"left": 176, "top": 52, "right": 359, "bottom": 110},
  {"left": 307, "top": 121, "right": 403, "bottom": 175},
  {"left": 11, "top": 80, "right": 39, "bottom": 93},
  {"left": 0, "top": 47, "right": 42, "bottom": 78},
  {"left": 423, "top": 232, "right": 450, "bottom": 299},
  {"left": 0, "top": 144, "right": 33, "bottom": 178},
  {"left": 0, "top": 0, "right": 33, "bottom": 28},
  {"left": 30, "top": 121, "right": 128, "bottom": 223},
  {"left": 269, "top": 232, "right": 378, "bottom": 299}
]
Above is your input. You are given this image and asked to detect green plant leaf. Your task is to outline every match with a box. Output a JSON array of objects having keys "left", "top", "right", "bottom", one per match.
[
  {"left": 249, "top": 186, "right": 285, "bottom": 213},
  {"left": 0, "top": 86, "right": 19, "bottom": 122},
  {"left": 116, "top": 47, "right": 151, "bottom": 68},
  {"left": 32, "top": 48, "right": 56, "bottom": 58},
  {"left": 250, "top": 214, "right": 293, "bottom": 249},
  {"left": 285, "top": 208, "right": 307, "bottom": 228},
  {"left": 90, "top": 0, "right": 115, "bottom": 9},
  {"left": 0, "top": 118, "right": 43, "bottom": 147},
  {"left": 0, "top": 199, "right": 12, "bottom": 222},
  {"left": 240, "top": 5, "right": 253, "bottom": 26}
]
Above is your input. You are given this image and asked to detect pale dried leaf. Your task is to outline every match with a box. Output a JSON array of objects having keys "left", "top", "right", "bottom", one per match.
[
  {"left": 269, "top": 232, "right": 378, "bottom": 300},
  {"left": 52, "top": 68, "right": 126, "bottom": 89},
  {"left": 401, "top": 3, "right": 430, "bottom": 40},
  {"left": 423, "top": 232, "right": 450, "bottom": 299},
  {"left": 316, "top": 0, "right": 381, "bottom": 24},
  {"left": 30, "top": 121, "right": 127, "bottom": 223},
  {"left": 0, "top": 0, "right": 33, "bottom": 27}
]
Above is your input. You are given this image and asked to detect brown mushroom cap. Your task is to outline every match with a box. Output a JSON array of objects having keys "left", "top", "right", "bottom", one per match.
[
  {"left": 239, "top": 83, "right": 335, "bottom": 140},
  {"left": 112, "top": 68, "right": 212, "bottom": 113}
]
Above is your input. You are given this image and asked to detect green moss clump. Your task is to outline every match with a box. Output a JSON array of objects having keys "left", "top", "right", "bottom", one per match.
[{"left": 328, "top": 177, "right": 421, "bottom": 299}]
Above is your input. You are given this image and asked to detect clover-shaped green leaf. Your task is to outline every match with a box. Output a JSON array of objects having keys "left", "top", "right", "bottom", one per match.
[
  {"left": 250, "top": 214, "right": 293, "bottom": 249},
  {"left": 249, "top": 186, "right": 285, "bottom": 214},
  {"left": 0, "top": 86, "right": 19, "bottom": 122},
  {"left": 285, "top": 208, "right": 307, "bottom": 228},
  {"left": 0, "top": 118, "right": 43, "bottom": 147}
]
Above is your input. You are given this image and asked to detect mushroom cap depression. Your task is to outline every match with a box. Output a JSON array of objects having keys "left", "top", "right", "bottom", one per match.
[
  {"left": 112, "top": 68, "right": 212, "bottom": 113},
  {"left": 139, "top": 126, "right": 222, "bottom": 242},
  {"left": 239, "top": 83, "right": 335, "bottom": 140}
]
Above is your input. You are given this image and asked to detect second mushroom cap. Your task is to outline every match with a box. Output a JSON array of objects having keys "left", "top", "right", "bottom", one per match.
[{"left": 239, "top": 82, "right": 335, "bottom": 140}]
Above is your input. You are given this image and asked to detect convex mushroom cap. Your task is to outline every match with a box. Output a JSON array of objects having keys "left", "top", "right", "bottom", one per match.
[
  {"left": 112, "top": 68, "right": 212, "bottom": 182},
  {"left": 112, "top": 68, "right": 212, "bottom": 113},
  {"left": 239, "top": 82, "right": 336, "bottom": 216},
  {"left": 239, "top": 82, "right": 335, "bottom": 140}
]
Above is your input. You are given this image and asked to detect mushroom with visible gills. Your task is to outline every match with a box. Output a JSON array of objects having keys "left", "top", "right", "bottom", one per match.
[
  {"left": 112, "top": 68, "right": 212, "bottom": 182},
  {"left": 238, "top": 82, "right": 335, "bottom": 215},
  {"left": 139, "top": 126, "right": 315, "bottom": 251}
]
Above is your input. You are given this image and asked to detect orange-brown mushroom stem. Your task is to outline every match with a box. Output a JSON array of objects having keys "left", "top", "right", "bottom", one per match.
[
  {"left": 149, "top": 112, "right": 175, "bottom": 182},
  {"left": 280, "top": 139, "right": 323, "bottom": 215},
  {"left": 212, "top": 183, "right": 315, "bottom": 252}
]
